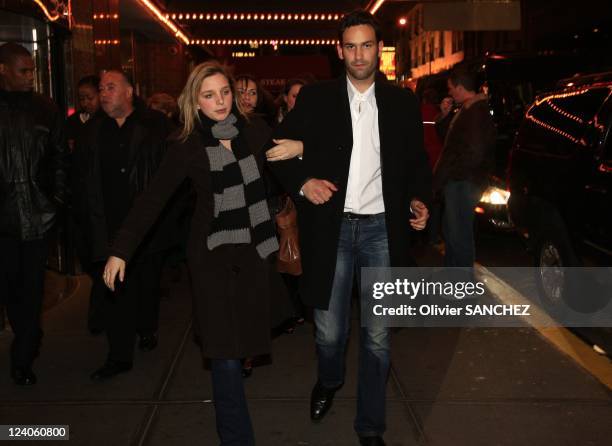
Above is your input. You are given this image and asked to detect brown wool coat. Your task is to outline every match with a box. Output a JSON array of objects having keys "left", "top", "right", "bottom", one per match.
[{"left": 109, "top": 117, "right": 292, "bottom": 359}]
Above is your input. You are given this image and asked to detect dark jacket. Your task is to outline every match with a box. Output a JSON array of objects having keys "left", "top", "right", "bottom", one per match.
[
  {"left": 267, "top": 75, "right": 433, "bottom": 310},
  {"left": 108, "top": 115, "right": 292, "bottom": 359},
  {"left": 0, "top": 90, "right": 67, "bottom": 240},
  {"left": 433, "top": 96, "right": 496, "bottom": 191},
  {"left": 72, "top": 106, "right": 177, "bottom": 263}
]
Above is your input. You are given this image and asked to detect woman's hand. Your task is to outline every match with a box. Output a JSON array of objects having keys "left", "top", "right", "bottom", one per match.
[
  {"left": 103, "top": 256, "right": 126, "bottom": 291},
  {"left": 266, "top": 139, "right": 303, "bottom": 161}
]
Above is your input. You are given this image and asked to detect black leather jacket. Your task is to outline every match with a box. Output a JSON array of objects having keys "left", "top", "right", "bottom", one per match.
[{"left": 0, "top": 90, "right": 67, "bottom": 240}]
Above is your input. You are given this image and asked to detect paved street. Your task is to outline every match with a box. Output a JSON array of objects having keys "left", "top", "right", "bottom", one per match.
[{"left": 1, "top": 241, "right": 611, "bottom": 445}]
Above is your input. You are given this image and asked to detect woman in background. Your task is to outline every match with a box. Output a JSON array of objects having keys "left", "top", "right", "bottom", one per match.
[
  {"left": 236, "top": 74, "right": 277, "bottom": 127},
  {"left": 66, "top": 75, "right": 100, "bottom": 152},
  {"left": 276, "top": 78, "right": 306, "bottom": 123}
]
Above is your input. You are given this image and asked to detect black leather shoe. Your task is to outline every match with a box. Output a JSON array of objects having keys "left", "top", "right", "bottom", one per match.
[
  {"left": 358, "top": 436, "right": 386, "bottom": 446},
  {"left": 11, "top": 367, "right": 37, "bottom": 386},
  {"left": 310, "top": 381, "right": 337, "bottom": 422},
  {"left": 138, "top": 334, "right": 158, "bottom": 352},
  {"left": 90, "top": 360, "right": 132, "bottom": 382}
]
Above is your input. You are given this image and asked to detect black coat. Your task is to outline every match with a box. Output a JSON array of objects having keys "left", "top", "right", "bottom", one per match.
[
  {"left": 72, "top": 107, "right": 177, "bottom": 263},
  {"left": 433, "top": 96, "right": 496, "bottom": 191},
  {"left": 268, "top": 75, "right": 432, "bottom": 310},
  {"left": 0, "top": 90, "right": 67, "bottom": 240},
  {"left": 109, "top": 116, "right": 292, "bottom": 359}
]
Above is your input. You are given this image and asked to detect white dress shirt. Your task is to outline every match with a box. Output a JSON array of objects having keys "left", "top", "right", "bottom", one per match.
[{"left": 344, "top": 78, "right": 384, "bottom": 214}]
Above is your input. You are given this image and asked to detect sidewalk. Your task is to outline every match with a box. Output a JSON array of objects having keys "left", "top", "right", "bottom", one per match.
[{"left": 1, "top": 259, "right": 611, "bottom": 445}]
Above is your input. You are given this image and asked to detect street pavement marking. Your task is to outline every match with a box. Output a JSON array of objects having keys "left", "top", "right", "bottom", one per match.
[{"left": 477, "top": 264, "right": 612, "bottom": 390}]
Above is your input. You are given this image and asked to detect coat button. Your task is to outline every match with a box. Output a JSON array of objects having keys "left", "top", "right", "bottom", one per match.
[{"left": 120, "top": 168, "right": 126, "bottom": 173}]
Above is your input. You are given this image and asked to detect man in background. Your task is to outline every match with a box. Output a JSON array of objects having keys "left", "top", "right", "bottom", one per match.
[{"left": 0, "top": 42, "right": 67, "bottom": 385}]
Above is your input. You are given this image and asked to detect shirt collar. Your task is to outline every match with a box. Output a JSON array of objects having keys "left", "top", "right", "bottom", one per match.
[{"left": 347, "top": 77, "right": 376, "bottom": 106}]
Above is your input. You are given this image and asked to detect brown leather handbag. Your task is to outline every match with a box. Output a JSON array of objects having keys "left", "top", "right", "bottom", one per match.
[{"left": 275, "top": 196, "right": 302, "bottom": 275}]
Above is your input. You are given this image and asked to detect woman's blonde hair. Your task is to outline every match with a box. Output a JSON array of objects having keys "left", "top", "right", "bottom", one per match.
[{"left": 177, "top": 61, "right": 244, "bottom": 141}]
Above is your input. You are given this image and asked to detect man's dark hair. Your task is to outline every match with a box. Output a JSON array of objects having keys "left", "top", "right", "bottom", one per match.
[
  {"left": 0, "top": 42, "right": 31, "bottom": 65},
  {"left": 448, "top": 66, "right": 480, "bottom": 93},
  {"left": 338, "top": 9, "right": 382, "bottom": 43},
  {"left": 77, "top": 74, "right": 100, "bottom": 90}
]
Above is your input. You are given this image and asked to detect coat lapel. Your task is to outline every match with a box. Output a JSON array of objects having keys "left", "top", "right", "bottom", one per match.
[
  {"left": 374, "top": 78, "right": 391, "bottom": 178},
  {"left": 336, "top": 76, "right": 353, "bottom": 151}
]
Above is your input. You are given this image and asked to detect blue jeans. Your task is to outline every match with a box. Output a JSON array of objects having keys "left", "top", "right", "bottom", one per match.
[
  {"left": 442, "top": 180, "right": 482, "bottom": 267},
  {"left": 210, "top": 359, "right": 254, "bottom": 445},
  {"left": 314, "top": 213, "right": 391, "bottom": 437}
]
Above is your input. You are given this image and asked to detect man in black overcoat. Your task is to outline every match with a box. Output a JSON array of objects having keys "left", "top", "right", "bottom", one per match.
[
  {"left": 267, "top": 10, "right": 432, "bottom": 446},
  {"left": 73, "top": 70, "right": 177, "bottom": 381}
]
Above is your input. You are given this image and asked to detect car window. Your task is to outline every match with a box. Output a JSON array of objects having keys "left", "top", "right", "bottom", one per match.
[
  {"left": 551, "top": 87, "right": 610, "bottom": 123},
  {"left": 522, "top": 87, "right": 612, "bottom": 156}
]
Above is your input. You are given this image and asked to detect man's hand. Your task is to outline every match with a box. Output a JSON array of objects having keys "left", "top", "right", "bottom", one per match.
[
  {"left": 302, "top": 178, "right": 338, "bottom": 205},
  {"left": 409, "top": 199, "right": 429, "bottom": 231},
  {"left": 439, "top": 97, "right": 454, "bottom": 118},
  {"left": 266, "top": 139, "right": 304, "bottom": 161},
  {"left": 103, "top": 256, "right": 126, "bottom": 291}
]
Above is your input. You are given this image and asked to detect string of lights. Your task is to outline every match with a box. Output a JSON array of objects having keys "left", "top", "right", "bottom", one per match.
[
  {"left": 136, "top": 0, "right": 190, "bottom": 45},
  {"left": 166, "top": 13, "right": 343, "bottom": 21},
  {"left": 94, "top": 39, "right": 120, "bottom": 45},
  {"left": 189, "top": 39, "right": 339, "bottom": 46},
  {"left": 32, "top": 0, "right": 63, "bottom": 21},
  {"left": 93, "top": 14, "right": 119, "bottom": 20}
]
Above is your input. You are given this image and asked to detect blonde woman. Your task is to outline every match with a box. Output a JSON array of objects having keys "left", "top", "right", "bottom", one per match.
[{"left": 102, "top": 61, "right": 291, "bottom": 445}]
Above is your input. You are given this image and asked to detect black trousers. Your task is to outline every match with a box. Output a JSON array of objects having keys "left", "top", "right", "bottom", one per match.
[
  {"left": 0, "top": 238, "right": 47, "bottom": 369},
  {"left": 92, "top": 253, "right": 163, "bottom": 362}
]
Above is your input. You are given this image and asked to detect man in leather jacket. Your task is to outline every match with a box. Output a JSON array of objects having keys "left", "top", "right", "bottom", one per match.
[
  {"left": 72, "top": 70, "right": 176, "bottom": 381},
  {"left": 0, "top": 42, "right": 67, "bottom": 385}
]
